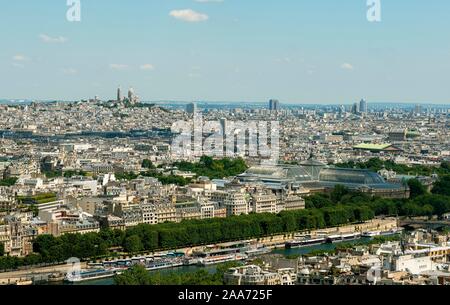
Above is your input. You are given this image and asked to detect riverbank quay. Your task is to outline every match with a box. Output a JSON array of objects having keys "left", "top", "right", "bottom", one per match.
[
  {"left": 0, "top": 262, "right": 88, "bottom": 285},
  {"left": 0, "top": 217, "right": 398, "bottom": 285},
  {"left": 252, "top": 217, "right": 398, "bottom": 249}
]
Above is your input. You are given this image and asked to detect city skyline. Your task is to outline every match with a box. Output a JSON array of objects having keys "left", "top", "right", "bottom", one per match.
[{"left": 1, "top": 0, "right": 450, "bottom": 104}]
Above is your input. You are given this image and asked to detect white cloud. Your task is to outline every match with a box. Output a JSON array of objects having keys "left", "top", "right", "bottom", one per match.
[
  {"left": 140, "top": 64, "right": 155, "bottom": 70},
  {"left": 13, "top": 54, "right": 29, "bottom": 62},
  {"left": 341, "top": 63, "right": 354, "bottom": 70},
  {"left": 62, "top": 68, "right": 77, "bottom": 75},
  {"left": 169, "top": 9, "right": 209, "bottom": 22},
  {"left": 109, "top": 64, "right": 129, "bottom": 70},
  {"left": 39, "top": 34, "right": 68, "bottom": 43},
  {"left": 276, "top": 57, "right": 292, "bottom": 63}
]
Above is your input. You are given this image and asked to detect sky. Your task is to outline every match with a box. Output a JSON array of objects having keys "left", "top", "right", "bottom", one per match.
[{"left": 0, "top": 0, "right": 449, "bottom": 104}]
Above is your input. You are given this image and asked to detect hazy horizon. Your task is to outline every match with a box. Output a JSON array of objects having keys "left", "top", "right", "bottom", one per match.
[{"left": 1, "top": 98, "right": 449, "bottom": 108}]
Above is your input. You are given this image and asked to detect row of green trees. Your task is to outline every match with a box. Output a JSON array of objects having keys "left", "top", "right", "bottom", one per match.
[
  {"left": 115, "top": 171, "right": 192, "bottom": 186},
  {"left": 141, "top": 171, "right": 192, "bottom": 186},
  {"left": 0, "top": 192, "right": 447, "bottom": 271},
  {"left": 335, "top": 158, "right": 450, "bottom": 177},
  {"left": 0, "top": 202, "right": 376, "bottom": 270}
]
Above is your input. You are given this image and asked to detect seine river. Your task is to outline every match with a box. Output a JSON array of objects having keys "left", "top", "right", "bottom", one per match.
[{"left": 64, "top": 238, "right": 372, "bottom": 286}]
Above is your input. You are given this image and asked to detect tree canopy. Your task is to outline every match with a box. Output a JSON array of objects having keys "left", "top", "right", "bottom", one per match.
[{"left": 174, "top": 156, "right": 248, "bottom": 179}]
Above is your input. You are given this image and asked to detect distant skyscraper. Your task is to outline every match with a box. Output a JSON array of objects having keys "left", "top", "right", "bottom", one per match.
[
  {"left": 117, "top": 86, "right": 122, "bottom": 102},
  {"left": 414, "top": 104, "right": 422, "bottom": 115},
  {"left": 269, "top": 99, "right": 280, "bottom": 111},
  {"left": 186, "top": 102, "right": 198, "bottom": 114},
  {"left": 360, "top": 99, "right": 368, "bottom": 113},
  {"left": 351, "top": 102, "right": 360, "bottom": 114}
]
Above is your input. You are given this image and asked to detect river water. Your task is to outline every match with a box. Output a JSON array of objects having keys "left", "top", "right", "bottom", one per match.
[{"left": 66, "top": 238, "right": 372, "bottom": 285}]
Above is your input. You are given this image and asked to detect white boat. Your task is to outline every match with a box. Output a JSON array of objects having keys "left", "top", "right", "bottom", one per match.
[
  {"left": 245, "top": 247, "right": 271, "bottom": 257},
  {"left": 326, "top": 232, "right": 361, "bottom": 243},
  {"left": 362, "top": 228, "right": 403, "bottom": 238},
  {"left": 64, "top": 268, "right": 122, "bottom": 283},
  {"left": 361, "top": 231, "right": 381, "bottom": 238},
  {"left": 183, "top": 258, "right": 200, "bottom": 266},
  {"left": 286, "top": 236, "right": 327, "bottom": 248},
  {"left": 145, "top": 260, "right": 184, "bottom": 271},
  {"left": 380, "top": 228, "right": 403, "bottom": 236},
  {"left": 197, "top": 254, "right": 247, "bottom": 266}
]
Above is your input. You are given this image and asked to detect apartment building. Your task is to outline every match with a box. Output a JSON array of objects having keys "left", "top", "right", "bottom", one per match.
[
  {"left": 224, "top": 191, "right": 249, "bottom": 216},
  {"left": 250, "top": 190, "right": 278, "bottom": 214}
]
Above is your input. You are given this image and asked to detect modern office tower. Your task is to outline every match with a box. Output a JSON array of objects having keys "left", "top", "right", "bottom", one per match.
[
  {"left": 186, "top": 102, "right": 198, "bottom": 114},
  {"left": 219, "top": 118, "right": 227, "bottom": 133},
  {"left": 117, "top": 86, "right": 122, "bottom": 102},
  {"left": 220, "top": 118, "right": 228, "bottom": 157},
  {"left": 339, "top": 105, "right": 346, "bottom": 114},
  {"left": 351, "top": 102, "right": 360, "bottom": 114},
  {"left": 269, "top": 99, "right": 280, "bottom": 111},
  {"left": 360, "top": 99, "right": 368, "bottom": 113},
  {"left": 414, "top": 104, "right": 422, "bottom": 115}
]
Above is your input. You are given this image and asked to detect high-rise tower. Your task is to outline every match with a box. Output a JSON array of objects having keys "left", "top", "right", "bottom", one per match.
[
  {"left": 269, "top": 99, "right": 280, "bottom": 111},
  {"left": 117, "top": 86, "right": 122, "bottom": 102},
  {"left": 360, "top": 99, "right": 368, "bottom": 113}
]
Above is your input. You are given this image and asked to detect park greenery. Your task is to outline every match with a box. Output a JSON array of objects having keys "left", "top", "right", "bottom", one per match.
[
  {"left": 42, "top": 170, "right": 63, "bottom": 179},
  {"left": 114, "top": 262, "right": 240, "bottom": 285},
  {"left": 17, "top": 193, "right": 58, "bottom": 205},
  {"left": 174, "top": 156, "right": 248, "bottom": 179},
  {"left": 117, "top": 156, "right": 248, "bottom": 185},
  {"left": 432, "top": 175, "right": 450, "bottom": 197},
  {"left": 141, "top": 159, "right": 156, "bottom": 169},
  {"left": 0, "top": 177, "right": 18, "bottom": 187},
  {"left": 115, "top": 171, "right": 192, "bottom": 187}
]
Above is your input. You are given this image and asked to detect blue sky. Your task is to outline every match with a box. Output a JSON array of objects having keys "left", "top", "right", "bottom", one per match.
[{"left": 1, "top": 0, "right": 449, "bottom": 104}]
